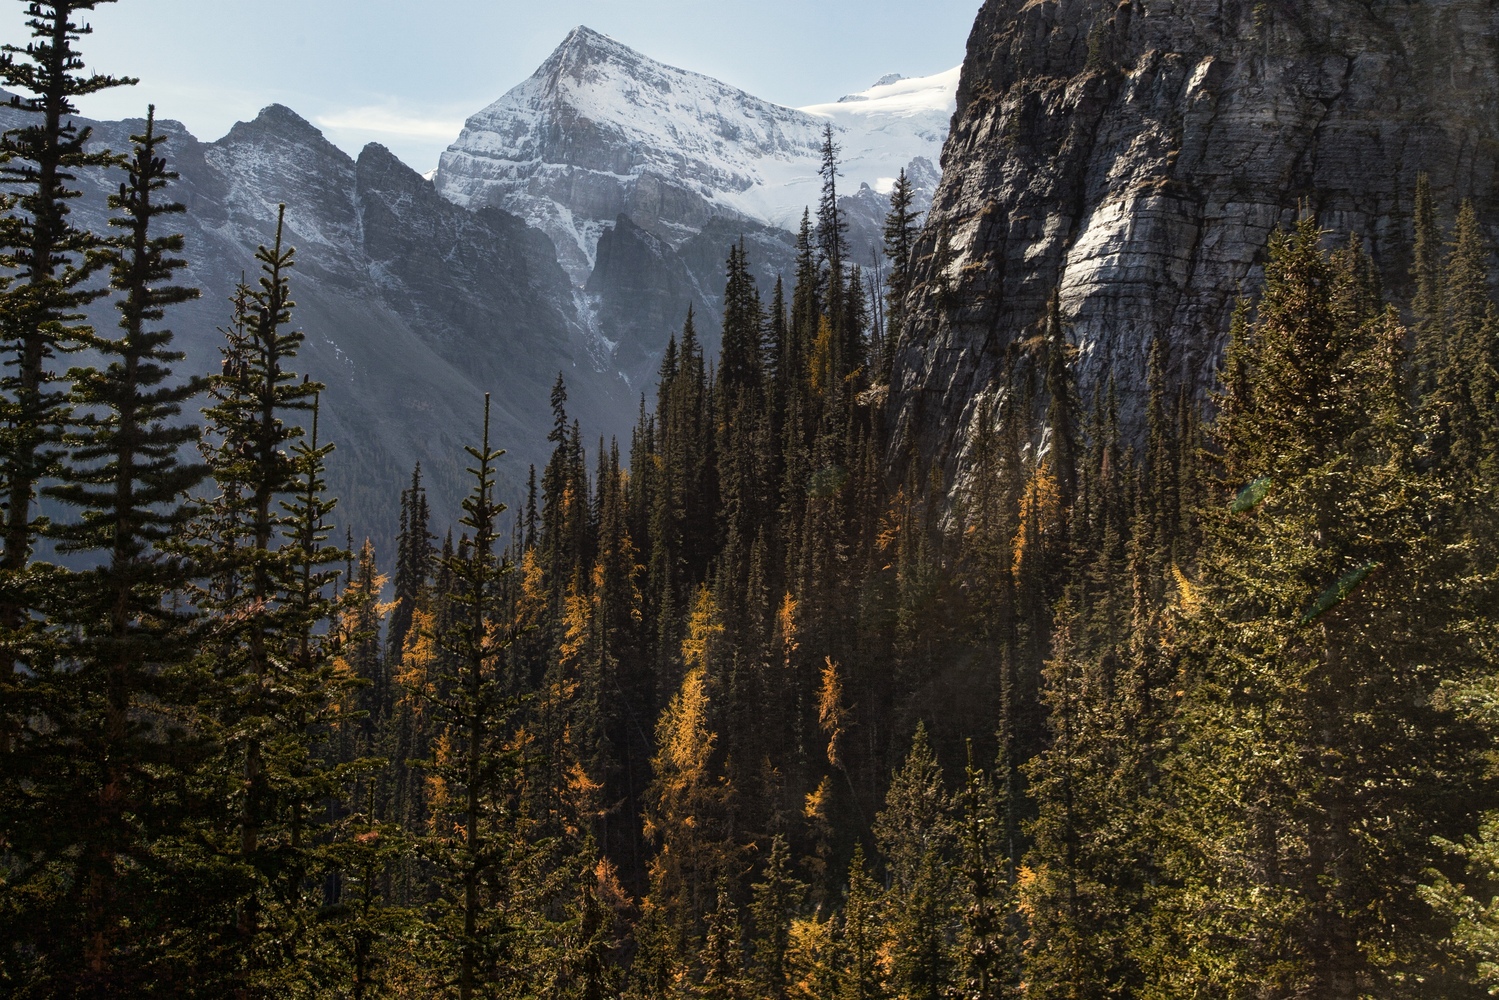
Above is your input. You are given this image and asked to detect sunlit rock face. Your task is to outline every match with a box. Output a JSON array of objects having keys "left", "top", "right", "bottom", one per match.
[{"left": 891, "top": 0, "right": 1499, "bottom": 479}]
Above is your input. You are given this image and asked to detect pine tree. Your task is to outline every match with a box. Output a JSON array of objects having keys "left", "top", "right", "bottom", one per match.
[
  {"left": 4, "top": 105, "right": 209, "bottom": 993},
  {"left": 1148, "top": 219, "right": 1493, "bottom": 998},
  {"left": 0, "top": 0, "right": 134, "bottom": 707},
  {"left": 838, "top": 845, "right": 885, "bottom": 1000},
  {"left": 566, "top": 858, "right": 627, "bottom": 1000},
  {"left": 1431, "top": 202, "right": 1493, "bottom": 476},
  {"left": 880, "top": 169, "right": 920, "bottom": 382},
  {"left": 750, "top": 834, "right": 807, "bottom": 1000},
  {"left": 417, "top": 394, "right": 531, "bottom": 999},
  {"left": 873, "top": 723, "right": 956, "bottom": 1000},
  {"left": 1019, "top": 608, "right": 1137, "bottom": 999},
  {"left": 187, "top": 207, "right": 343, "bottom": 991},
  {"left": 389, "top": 464, "right": 432, "bottom": 659},
  {"left": 315, "top": 818, "right": 411, "bottom": 1000},
  {"left": 953, "top": 743, "right": 1017, "bottom": 1000},
  {"left": 1042, "top": 293, "right": 1078, "bottom": 517},
  {"left": 817, "top": 124, "right": 848, "bottom": 293},
  {"left": 1411, "top": 173, "right": 1443, "bottom": 396},
  {"left": 0, "top": 1, "right": 135, "bottom": 863},
  {"left": 719, "top": 240, "right": 763, "bottom": 394},
  {"left": 1144, "top": 335, "right": 1179, "bottom": 570},
  {"left": 699, "top": 883, "right": 753, "bottom": 1000}
]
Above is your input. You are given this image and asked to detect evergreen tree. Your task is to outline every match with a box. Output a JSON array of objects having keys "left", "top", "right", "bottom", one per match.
[
  {"left": 719, "top": 240, "right": 763, "bottom": 394},
  {"left": 0, "top": 1, "right": 134, "bottom": 883},
  {"left": 1411, "top": 172, "right": 1443, "bottom": 396},
  {"left": 838, "top": 845, "right": 885, "bottom": 1000},
  {"left": 817, "top": 124, "right": 848, "bottom": 291},
  {"left": 188, "top": 207, "right": 344, "bottom": 992},
  {"left": 954, "top": 743, "right": 1017, "bottom": 1000},
  {"left": 4, "top": 105, "right": 209, "bottom": 994},
  {"left": 880, "top": 169, "right": 920, "bottom": 382},
  {"left": 1042, "top": 292, "right": 1078, "bottom": 518},
  {"left": 1019, "top": 609, "right": 1137, "bottom": 999},
  {"left": 0, "top": 0, "right": 134, "bottom": 615},
  {"left": 1148, "top": 219, "right": 1492, "bottom": 998},
  {"left": 873, "top": 723, "right": 957, "bottom": 1000},
  {"left": 389, "top": 463, "right": 432, "bottom": 659},
  {"left": 699, "top": 883, "right": 753, "bottom": 1000},
  {"left": 751, "top": 834, "right": 807, "bottom": 1000},
  {"left": 1432, "top": 202, "right": 1494, "bottom": 475},
  {"left": 416, "top": 394, "right": 534, "bottom": 999}
]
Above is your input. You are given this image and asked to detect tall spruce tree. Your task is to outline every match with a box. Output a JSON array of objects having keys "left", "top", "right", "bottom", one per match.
[
  {"left": 1148, "top": 219, "right": 1492, "bottom": 998},
  {"left": 0, "top": 0, "right": 134, "bottom": 579},
  {"left": 388, "top": 463, "right": 432, "bottom": 659},
  {"left": 188, "top": 207, "right": 340, "bottom": 991},
  {"left": 4, "top": 105, "right": 209, "bottom": 995},
  {"left": 0, "top": 2, "right": 134, "bottom": 875},
  {"left": 838, "top": 844, "right": 885, "bottom": 1000},
  {"left": 817, "top": 124, "right": 848, "bottom": 282},
  {"left": 416, "top": 394, "right": 533, "bottom": 999},
  {"left": 1411, "top": 172, "right": 1443, "bottom": 396},
  {"left": 880, "top": 169, "right": 920, "bottom": 382},
  {"left": 954, "top": 743, "right": 1018, "bottom": 1000},
  {"left": 873, "top": 723, "right": 957, "bottom": 1000}
]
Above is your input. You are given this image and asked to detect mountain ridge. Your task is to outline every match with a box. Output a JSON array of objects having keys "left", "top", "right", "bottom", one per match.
[{"left": 0, "top": 98, "right": 636, "bottom": 554}]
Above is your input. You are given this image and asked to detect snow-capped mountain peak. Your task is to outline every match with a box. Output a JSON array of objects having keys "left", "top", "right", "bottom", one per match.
[{"left": 434, "top": 27, "right": 957, "bottom": 286}]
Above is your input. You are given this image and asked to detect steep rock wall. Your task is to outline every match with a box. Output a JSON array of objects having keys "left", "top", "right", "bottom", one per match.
[{"left": 890, "top": 0, "right": 1499, "bottom": 478}]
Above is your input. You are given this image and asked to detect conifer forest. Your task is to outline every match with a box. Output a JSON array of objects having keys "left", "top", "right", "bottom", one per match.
[{"left": 5, "top": 3, "right": 1499, "bottom": 998}]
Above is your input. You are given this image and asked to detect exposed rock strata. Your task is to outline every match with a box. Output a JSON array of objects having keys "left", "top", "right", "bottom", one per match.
[{"left": 891, "top": 0, "right": 1499, "bottom": 481}]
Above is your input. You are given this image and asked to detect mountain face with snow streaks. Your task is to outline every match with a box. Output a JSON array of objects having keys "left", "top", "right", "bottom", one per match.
[{"left": 436, "top": 26, "right": 958, "bottom": 285}]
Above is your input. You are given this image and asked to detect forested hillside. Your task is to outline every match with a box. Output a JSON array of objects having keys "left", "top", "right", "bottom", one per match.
[{"left": 3, "top": 4, "right": 1499, "bottom": 999}]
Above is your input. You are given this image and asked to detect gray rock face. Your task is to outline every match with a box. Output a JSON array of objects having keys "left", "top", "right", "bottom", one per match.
[
  {"left": 587, "top": 216, "right": 799, "bottom": 390},
  {"left": 890, "top": 0, "right": 1499, "bottom": 480},
  {"left": 0, "top": 103, "right": 636, "bottom": 551}
]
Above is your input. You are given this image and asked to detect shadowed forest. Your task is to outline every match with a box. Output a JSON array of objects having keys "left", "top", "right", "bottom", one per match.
[{"left": 3, "top": 4, "right": 1499, "bottom": 999}]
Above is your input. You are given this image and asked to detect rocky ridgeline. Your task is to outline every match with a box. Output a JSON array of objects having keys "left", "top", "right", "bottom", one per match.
[
  {"left": 0, "top": 100, "right": 637, "bottom": 550},
  {"left": 890, "top": 0, "right": 1499, "bottom": 482}
]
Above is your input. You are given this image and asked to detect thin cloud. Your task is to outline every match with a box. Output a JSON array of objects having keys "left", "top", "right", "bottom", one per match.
[{"left": 315, "top": 105, "right": 467, "bottom": 142}]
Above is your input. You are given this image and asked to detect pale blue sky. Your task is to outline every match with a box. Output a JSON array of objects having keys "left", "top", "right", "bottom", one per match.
[{"left": 53, "top": 0, "right": 981, "bottom": 172}]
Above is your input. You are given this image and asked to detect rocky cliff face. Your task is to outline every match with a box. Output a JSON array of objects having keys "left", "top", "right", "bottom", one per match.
[
  {"left": 890, "top": 0, "right": 1499, "bottom": 479},
  {"left": 586, "top": 215, "right": 799, "bottom": 389}
]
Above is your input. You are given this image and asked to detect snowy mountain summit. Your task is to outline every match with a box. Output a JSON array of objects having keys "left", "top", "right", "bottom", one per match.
[{"left": 435, "top": 26, "right": 957, "bottom": 285}]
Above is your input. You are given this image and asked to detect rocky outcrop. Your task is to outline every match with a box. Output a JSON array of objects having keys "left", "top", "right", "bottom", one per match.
[{"left": 890, "top": 0, "right": 1499, "bottom": 479}]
